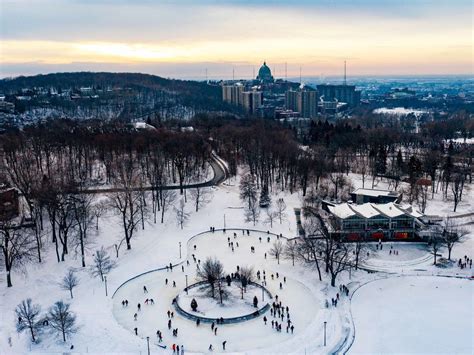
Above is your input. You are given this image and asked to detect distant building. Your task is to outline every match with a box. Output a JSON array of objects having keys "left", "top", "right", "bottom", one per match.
[
  {"left": 241, "top": 91, "right": 263, "bottom": 114},
  {"left": 324, "top": 201, "right": 424, "bottom": 241},
  {"left": 350, "top": 188, "right": 402, "bottom": 204},
  {"left": 256, "top": 62, "right": 274, "bottom": 84},
  {"left": 285, "top": 89, "right": 319, "bottom": 118},
  {"left": 222, "top": 84, "right": 244, "bottom": 105},
  {"left": 317, "top": 84, "right": 361, "bottom": 107}
]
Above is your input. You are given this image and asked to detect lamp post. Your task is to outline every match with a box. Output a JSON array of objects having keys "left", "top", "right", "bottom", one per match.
[
  {"left": 323, "top": 321, "right": 327, "bottom": 346},
  {"left": 146, "top": 336, "right": 150, "bottom": 355},
  {"left": 261, "top": 281, "right": 265, "bottom": 302},
  {"left": 104, "top": 275, "right": 108, "bottom": 297},
  {"left": 185, "top": 274, "right": 188, "bottom": 294},
  {"left": 179, "top": 242, "right": 182, "bottom": 259},
  {"left": 224, "top": 214, "right": 226, "bottom": 229}
]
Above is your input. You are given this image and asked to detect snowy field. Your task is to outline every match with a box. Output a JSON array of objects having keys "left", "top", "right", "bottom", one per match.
[
  {"left": 350, "top": 276, "right": 473, "bottom": 354},
  {"left": 1, "top": 169, "right": 472, "bottom": 354}
]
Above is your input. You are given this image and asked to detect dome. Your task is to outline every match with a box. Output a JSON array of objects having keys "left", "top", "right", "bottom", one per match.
[{"left": 256, "top": 61, "right": 274, "bottom": 83}]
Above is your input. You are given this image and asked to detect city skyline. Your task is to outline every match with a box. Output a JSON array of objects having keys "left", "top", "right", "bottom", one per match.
[{"left": 1, "top": 0, "right": 472, "bottom": 79}]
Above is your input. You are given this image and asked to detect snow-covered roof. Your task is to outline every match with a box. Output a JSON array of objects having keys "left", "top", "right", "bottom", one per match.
[
  {"left": 371, "top": 202, "right": 405, "bottom": 218},
  {"left": 397, "top": 204, "right": 423, "bottom": 218},
  {"left": 349, "top": 204, "right": 381, "bottom": 218},
  {"left": 327, "top": 203, "right": 356, "bottom": 219},
  {"left": 352, "top": 188, "right": 399, "bottom": 197},
  {"left": 328, "top": 202, "right": 423, "bottom": 220}
]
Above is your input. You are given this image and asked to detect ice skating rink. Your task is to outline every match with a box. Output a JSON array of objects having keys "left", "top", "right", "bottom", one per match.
[{"left": 112, "top": 230, "right": 323, "bottom": 353}]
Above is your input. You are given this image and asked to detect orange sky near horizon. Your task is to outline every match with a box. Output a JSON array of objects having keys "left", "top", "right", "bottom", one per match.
[{"left": 1, "top": 0, "right": 472, "bottom": 78}]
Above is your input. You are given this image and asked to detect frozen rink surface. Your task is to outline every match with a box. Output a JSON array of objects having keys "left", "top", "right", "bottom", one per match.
[{"left": 350, "top": 276, "right": 473, "bottom": 354}]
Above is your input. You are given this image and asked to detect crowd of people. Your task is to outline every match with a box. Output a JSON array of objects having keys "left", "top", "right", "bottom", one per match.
[
  {"left": 118, "top": 229, "right": 302, "bottom": 353},
  {"left": 458, "top": 255, "right": 472, "bottom": 269}
]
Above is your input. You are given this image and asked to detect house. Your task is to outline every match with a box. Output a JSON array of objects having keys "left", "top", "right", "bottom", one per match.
[
  {"left": 350, "top": 188, "right": 402, "bottom": 204},
  {"left": 325, "top": 201, "right": 424, "bottom": 241}
]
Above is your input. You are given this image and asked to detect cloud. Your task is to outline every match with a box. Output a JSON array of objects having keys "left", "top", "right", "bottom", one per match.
[{"left": 0, "top": 0, "right": 471, "bottom": 77}]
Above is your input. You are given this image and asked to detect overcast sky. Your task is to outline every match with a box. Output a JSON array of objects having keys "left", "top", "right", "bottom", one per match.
[{"left": 1, "top": 0, "right": 472, "bottom": 79}]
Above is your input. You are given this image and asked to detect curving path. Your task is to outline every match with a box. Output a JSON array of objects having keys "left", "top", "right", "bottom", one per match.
[{"left": 78, "top": 151, "right": 229, "bottom": 194}]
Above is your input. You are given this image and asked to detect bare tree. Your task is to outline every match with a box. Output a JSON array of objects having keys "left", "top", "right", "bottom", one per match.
[
  {"left": 108, "top": 189, "right": 142, "bottom": 251},
  {"left": 353, "top": 238, "right": 371, "bottom": 270},
  {"left": 441, "top": 217, "right": 469, "bottom": 260},
  {"left": 190, "top": 186, "right": 212, "bottom": 212},
  {"left": 108, "top": 156, "right": 145, "bottom": 250},
  {"left": 268, "top": 240, "right": 284, "bottom": 264},
  {"left": 47, "top": 301, "right": 77, "bottom": 342},
  {"left": 71, "top": 194, "right": 94, "bottom": 267},
  {"left": 60, "top": 269, "right": 79, "bottom": 299},
  {"left": 264, "top": 208, "right": 277, "bottom": 228},
  {"left": 15, "top": 298, "right": 43, "bottom": 342},
  {"left": 0, "top": 221, "right": 36, "bottom": 287},
  {"left": 428, "top": 231, "right": 444, "bottom": 265},
  {"left": 91, "top": 247, "right": 116, "bottom": 280},
  {"left": 93, "top": 200, "right": 107, "bottom": 231},
  {"left": 196, "top": 257, "right": 224, "bottom": 299},
  {"left": 237, "top": 266, "right": 254, "bottom": 299},
  {"left": 275, "top": 198, "right": 287, "bottom": 224},
  {"left": 244, "top": 198, "right": 260, "bottom": 226},
  {"left": 159, "top": 189, "right": 177, "bottom": 224},
  {"left": 416, "top": 183, "right": 430, "bottom": 214},
  {"left": 296, "top": 216, "right": 324, "bottom": 281},
  {"left": 306, "top": 212, "right": 353, "bottom": 286},
  {"left": 296, "top": 236, "right": 323, "bottom": 281},
  {"left": 175, "top": 199, "right": 190, "bottom": 229},
  {"left": 283, "top": 239, "right": 298, "bottom": 266},
  {"left": 450, "top": 172, "right": 465, "bottom": 212}
]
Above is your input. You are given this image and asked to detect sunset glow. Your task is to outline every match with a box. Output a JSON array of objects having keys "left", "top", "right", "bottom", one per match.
[{"left": 1, "top": 0, "right": 472, "bottom": 78}]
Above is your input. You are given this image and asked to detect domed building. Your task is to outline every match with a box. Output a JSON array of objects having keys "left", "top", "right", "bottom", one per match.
[{"left": 256, "top": 61, "right": 274, "bottom": 83}]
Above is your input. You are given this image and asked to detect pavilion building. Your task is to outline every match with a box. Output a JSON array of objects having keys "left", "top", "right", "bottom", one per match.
[{"left": 324, "top": 201, "right": 424, "bottom": 241}]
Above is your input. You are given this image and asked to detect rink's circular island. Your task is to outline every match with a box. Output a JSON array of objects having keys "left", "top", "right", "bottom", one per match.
[{"left": 174, "top": 280, "right": 272, "bottom": 324}]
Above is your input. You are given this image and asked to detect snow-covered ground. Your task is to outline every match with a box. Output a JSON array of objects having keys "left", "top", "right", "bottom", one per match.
[
  {"left": 112, "top": 230, "right": 324, "bottom": 353},
  {"left": 0, "top": 169, "right": 472, "bottom": 354},
  {"left": 350, "top": 276, "right": 473, "bottom": 354},
  {"left": 372, "top": 107, "right": 429, "bottom": 116}
]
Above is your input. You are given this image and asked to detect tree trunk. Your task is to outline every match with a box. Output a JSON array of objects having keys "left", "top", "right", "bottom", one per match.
[{"left": 7, "top": 270, "right": 12, "bottom": 288}]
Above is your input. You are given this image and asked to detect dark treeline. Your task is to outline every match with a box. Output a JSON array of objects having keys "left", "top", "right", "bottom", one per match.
[{"left": 200, "top": 112, "right": 472, "bottom": 206}]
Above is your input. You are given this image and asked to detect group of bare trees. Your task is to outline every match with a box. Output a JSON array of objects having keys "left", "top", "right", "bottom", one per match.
[
  {"left": 239, "top": 174, "right": 288, "bottom": 227},
  {"left": 0, "top": 120, "right": 214, "bottom": 286},
  {"left": 15, "top": 298, "right": 77, "bottom": 343},
  {"left": 428, "top": 217, "right": 469, "bottom": 265},
  {"left": 286, "top": 212, "right": 371, "bottom": 287}
]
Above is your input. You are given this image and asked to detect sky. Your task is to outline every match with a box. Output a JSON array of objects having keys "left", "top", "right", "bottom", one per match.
[{"left": 0, "top": 0, "right": 472, "bottom": 79}]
